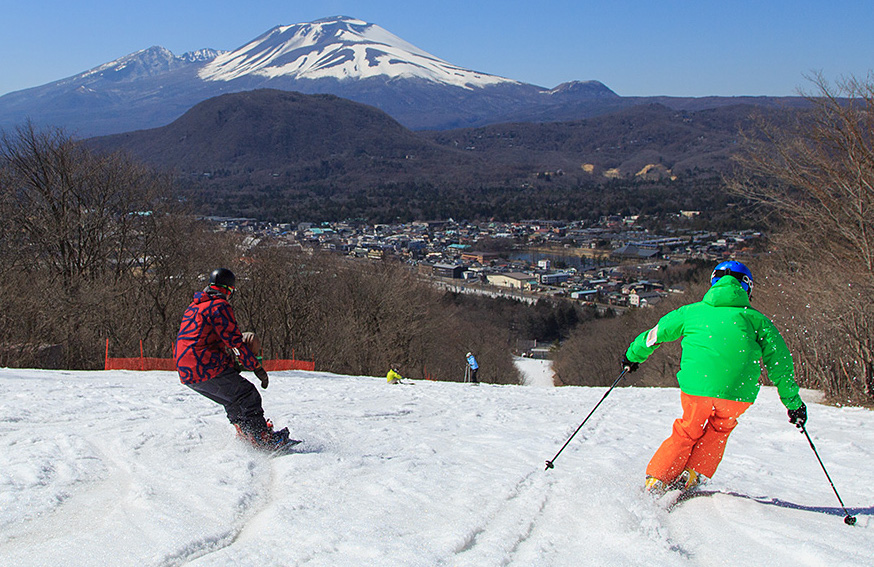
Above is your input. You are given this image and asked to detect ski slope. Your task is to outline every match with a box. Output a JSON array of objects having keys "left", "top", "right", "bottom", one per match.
[
  {"left": 0, "top": 366, "right": 870, "bottom": 566},
  {"left": 515, "top": 356, "right": 555, "bottom": 387}
]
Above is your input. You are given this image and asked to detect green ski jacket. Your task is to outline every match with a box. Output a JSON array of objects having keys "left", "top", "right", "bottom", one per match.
[{"left": 625, "top": 277, "right": 802, "bottom": 410}]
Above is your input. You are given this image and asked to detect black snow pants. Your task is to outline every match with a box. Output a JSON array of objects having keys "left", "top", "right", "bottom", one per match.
[{"left": 188, "top": 368, "right": 267, "bottom": 434}]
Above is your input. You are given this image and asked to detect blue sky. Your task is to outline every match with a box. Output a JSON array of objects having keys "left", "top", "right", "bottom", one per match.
[{"left": 2, "top": 0, "right": 872, "bottom": 97}]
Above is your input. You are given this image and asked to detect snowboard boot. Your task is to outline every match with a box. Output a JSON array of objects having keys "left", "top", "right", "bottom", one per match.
[
  {"left": 236, "top": 419, "right": 298, "bottom": 452},
  {"left": 233, "top": 422, "right": 254, "bottom": 444},
  {"left": 234, "top": 423, "right": 267, "bottom": 447},
  {"left": 258, "top": 419, "right": 298, "bottom": 451}
]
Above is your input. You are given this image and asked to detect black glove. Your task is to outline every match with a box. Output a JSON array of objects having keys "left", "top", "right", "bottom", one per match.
[
  {"left": 621, "top": 355, "right": 639, "bottom": 373},
  {"left": 254, "top": 366, "right": 269, "bottom": 389},
  {"left": 788, "top": 403, "right": 807, "bottom": 429}
]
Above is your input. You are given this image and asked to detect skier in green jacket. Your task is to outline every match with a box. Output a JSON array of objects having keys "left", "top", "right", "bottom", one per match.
[{"left": 623, "top": 261, "right": 808, "bottom": 495}]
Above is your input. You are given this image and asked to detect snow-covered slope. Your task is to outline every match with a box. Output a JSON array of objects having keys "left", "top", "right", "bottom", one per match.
[
  {"left": 515, "top": 355, "right": 556, "bottom": 387},
  {"left": 0, "top": 368, "right": 869, "bottom": 566},
  {"left": 200, "top": 16, "right": 517, "bottom": 89}
]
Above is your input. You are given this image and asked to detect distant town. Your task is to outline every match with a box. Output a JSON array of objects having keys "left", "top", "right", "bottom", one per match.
[{"left": 206, "top": 212, "right": 761, "bottom": 313}]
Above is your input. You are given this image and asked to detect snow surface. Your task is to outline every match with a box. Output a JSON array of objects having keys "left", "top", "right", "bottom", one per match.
[
  {"left": 515, "top": 356, "right": 556, "bottom": 387},
  {"left": 0, "top": 368, "right": 871, "bottom": 567}
]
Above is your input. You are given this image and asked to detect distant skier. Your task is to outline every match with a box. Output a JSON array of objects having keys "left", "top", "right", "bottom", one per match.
[
  {"left": 387, "top": 365, "right": 404, "bottom": 384},
  {"left": 466, "top": 352, "right": 479, "bottom": 384},
  {"left": 622, "top": 261, "right": 807, "bottom": 495},
  {"left": 174, "top": 268, "right": 295, "bottom": 451}
]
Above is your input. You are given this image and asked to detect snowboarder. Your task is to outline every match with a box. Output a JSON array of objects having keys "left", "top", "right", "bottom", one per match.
[
  {"left": 174, "top": 268, "right": 294, "bottom": 451},
  {"left": 387, "top": 365, "right": 404, "bottom": 384},
  {"left": 465, "top": 352, "right": 479, "bottom": 384},
  {"left": 622, "top": 260, "right": 807, "bottom": 495}
]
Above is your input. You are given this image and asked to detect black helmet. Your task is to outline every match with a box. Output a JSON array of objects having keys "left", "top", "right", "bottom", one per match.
[{"left": 208, "top": 268, "right": 236, "bottom": 296}]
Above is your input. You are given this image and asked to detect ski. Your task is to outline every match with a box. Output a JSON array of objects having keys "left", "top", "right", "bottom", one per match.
[{"left": 665, "top": 488, "right": 715, "bottom": 512}]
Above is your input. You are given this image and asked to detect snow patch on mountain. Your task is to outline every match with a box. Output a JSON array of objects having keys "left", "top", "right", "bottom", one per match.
[
  {"left": 181, "top": 48, "right": 226, "bottom": 63},
  {"left": 199, "top": 16, "right": 518, "bottom": 90}
]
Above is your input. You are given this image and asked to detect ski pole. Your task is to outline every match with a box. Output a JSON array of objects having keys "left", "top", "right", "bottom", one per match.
[
  {"left": 800, "top": 425, "right": 856, "bottom": 526},
  {"left": 545, "top": 368, "right": 628, "bottom": 470}
]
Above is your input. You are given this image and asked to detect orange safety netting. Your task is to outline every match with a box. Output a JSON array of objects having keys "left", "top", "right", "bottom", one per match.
[
  {"left": 104, "top": 339, "right": 315, "bottom": 372},
  {"left": 104, "top": 357, "right": 177, "bottom": 371},
  {"left": 104, "top": 357, "right": 315, "bottom": 372},
  {"left": 262, "top": 359, "right": 316, "bottom": 371}
]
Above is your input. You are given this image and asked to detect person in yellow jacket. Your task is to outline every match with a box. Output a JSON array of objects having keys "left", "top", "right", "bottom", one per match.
[{"left": 387, "top": 366, "right": 404, "bottom": 384}]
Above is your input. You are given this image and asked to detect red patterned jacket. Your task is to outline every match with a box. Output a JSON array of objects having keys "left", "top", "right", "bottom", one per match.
[{"left": 173, "top": 290, "right": 259, "bottom": 384}]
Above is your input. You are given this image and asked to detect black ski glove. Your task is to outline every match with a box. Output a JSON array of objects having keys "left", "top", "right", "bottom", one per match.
[
  {"left": 788, "top": 403, "right": 807, "bottom": 429},
  {"left": 621, "top": 355, "right": 639, "bottom": 373},
  {"left": 254, "top": 366, "right": 269, "bottom": 389}
]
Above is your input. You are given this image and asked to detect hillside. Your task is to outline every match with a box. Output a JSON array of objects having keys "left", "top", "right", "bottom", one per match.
[
  {"left": 423, "top": 103, "right": 782, "bottom": 176},
  {"left": 88, "top": 89, "right": 468, "bottom": 173},
  {"left": 1, "top": 367, "right": 869, "bottom": 565},
  {"left": 86, "top": 89, "right": 788, "bottom": 222}
]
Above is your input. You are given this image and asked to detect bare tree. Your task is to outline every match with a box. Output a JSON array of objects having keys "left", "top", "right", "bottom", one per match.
[
  {"left": 0, "top": 123, "right": 169, "bottom": 287},
  {"left": 733, "top": 73, "right": 874, "bottom": 272},
  {"left": 731, "top": 73, "right": 874, "bottom": 403},
  {"left": 232, "top": 248, "right": 520, "bottom": 384},
  {"left": 0, "top": 123, "right": 227, "bottom": 366},
  {"left": 234, "top": 245, "right": 331, "bottom": 361},
  {"left": 552, "top": 287, "right": 697, "bottom": 388}
]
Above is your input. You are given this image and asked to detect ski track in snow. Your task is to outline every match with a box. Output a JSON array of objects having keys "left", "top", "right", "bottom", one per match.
[{"left": 0, "top": 368, "right": 870, "bottom": 567}]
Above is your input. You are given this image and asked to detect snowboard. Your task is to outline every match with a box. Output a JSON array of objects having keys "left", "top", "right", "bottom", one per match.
[
  {"left": 270, "top": 438, "right": 303, "bottom": 456},
  {"left": 267, "top": 426, "right": 303, "bottom": 455}
]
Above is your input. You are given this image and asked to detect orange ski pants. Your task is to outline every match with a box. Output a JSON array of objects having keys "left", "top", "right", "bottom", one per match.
[{"left": 646, "top": 392, "right": 752, "bottom": 483}]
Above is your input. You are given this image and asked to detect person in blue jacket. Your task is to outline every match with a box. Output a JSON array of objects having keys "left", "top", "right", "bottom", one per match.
[{"left": 466, "top": 352, "right": 479, "bottom": 383}]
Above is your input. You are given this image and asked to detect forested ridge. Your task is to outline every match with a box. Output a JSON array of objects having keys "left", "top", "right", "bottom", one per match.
[{"left": 86, "top": 90, "right": 789, "bottom": 223}]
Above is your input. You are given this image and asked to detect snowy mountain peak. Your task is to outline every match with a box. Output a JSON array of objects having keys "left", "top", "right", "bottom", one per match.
[
  {"left": 180, "top": 48, "right": 226, "bottom": 63},
  {"left": 78, "top": 45, "right": 222, "bottom": 83},
  {"left": 199, "top": 15, "right": 519, "bottom": 89}
]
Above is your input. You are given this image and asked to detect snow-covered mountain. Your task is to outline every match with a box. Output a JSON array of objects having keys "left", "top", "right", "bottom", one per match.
[
  {"left": 78, "top": 46, "right": 226, "bottom": 83},
  {"left": 200, "top": 16, "right": 516, "bottom": 89},
  {"left": 0, "top": 16, "right": 623, "bottom": 136}
]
